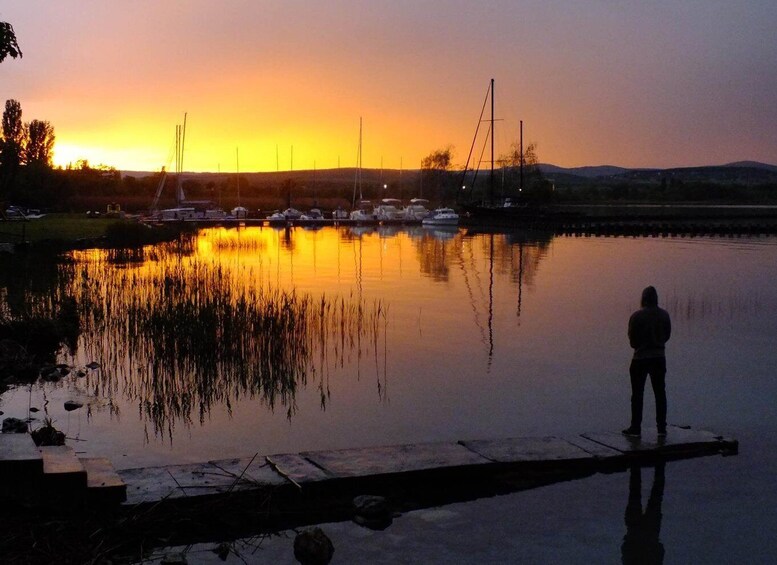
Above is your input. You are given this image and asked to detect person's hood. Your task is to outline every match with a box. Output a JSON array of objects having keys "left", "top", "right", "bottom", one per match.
[{"left": 641, "top": 286, "right": 658, "bottom": 307}]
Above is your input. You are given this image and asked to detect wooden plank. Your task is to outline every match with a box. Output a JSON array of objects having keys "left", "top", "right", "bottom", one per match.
[
  {"left": 207, "top": 456, "right": 288, "bottom": 488},
  {"left": 81, "top": 457, "right": 127, "bottom": 504},
  {"left": 460, "top": 436, "right": 596, "bottom": 464},
  {"left": 120, "top": 465, "right": 187, "bottom": 505},
  {"left": 582, "top": 425, "right": 729, "bottom": 455},
  {"left": 119, "top": 459, "right": 287, "bottom": 505},
  {"left": 563, "top": 435, "right": 625, "bottom": 459},
  {"left": 301, "top": 442, "right": 491, "bottom": 479},
  {"left": 40, "top": 445, "right": 87, "bottom": 490},
  {"left": 0, "top": 433, "right": 43, "bottom": 478},
  {"left": 265, "top": 453, "right": 334, "bottom": 485}
]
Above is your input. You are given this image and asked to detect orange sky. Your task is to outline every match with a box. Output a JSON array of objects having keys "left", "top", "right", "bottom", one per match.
[{"left": 2, "top": 1, "right": 776, "bottom": 172}]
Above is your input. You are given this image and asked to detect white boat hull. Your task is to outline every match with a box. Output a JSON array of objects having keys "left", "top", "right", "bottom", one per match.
[
  {"left": 422, "top": 208, "right": 459, "bottom": 226},
  {"left": 422, "top": 217, "right": 459, "bottom": 226}
]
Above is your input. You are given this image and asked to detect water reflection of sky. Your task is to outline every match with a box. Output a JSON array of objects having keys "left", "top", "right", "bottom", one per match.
[{"left": 2, "top": 228, "right": 776, "bottom": 469}]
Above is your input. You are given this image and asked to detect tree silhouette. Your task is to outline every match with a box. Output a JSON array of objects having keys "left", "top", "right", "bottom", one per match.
[
  {"left": 1, "top": 99, "right": 24, "bottom": 193},
  {"left": 421, "top": 146, "right": 454, "bottom": 201},
  {"left": 25, "top": 120, "right": 55, "bottom": 166},
  {"left": 0, "top": 21, "right": 22, "bottom": 63}
]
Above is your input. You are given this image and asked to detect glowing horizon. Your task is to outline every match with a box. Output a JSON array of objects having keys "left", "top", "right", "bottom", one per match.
[{"left": 3, "top": 1, "right": 777, "bottom": 173}]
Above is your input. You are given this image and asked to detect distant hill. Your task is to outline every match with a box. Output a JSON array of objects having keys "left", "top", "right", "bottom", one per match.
[
  {"left": 122, "top": 161, "right": 777, "bottom": 185},
  {"left": 538, "top": 164, "right": 633, "bottom": 178},
  {"left": 723, "top": 161, "right": 777, "bottom": 173},
  {"left": 616, "top": 164, "right": 777, "bottom": 185}
]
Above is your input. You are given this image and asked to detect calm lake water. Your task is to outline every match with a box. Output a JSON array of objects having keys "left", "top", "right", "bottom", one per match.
[
  {"left": 4, "top": 226, "right": 777, "bottom": 562},
  {"left": 2, "top": 226, "right": 776, "bottom": 469}
]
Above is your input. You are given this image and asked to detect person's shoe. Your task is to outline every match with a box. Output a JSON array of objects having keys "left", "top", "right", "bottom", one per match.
[{"left": 621, "top": 427, "right": 641, "bottom": 438}]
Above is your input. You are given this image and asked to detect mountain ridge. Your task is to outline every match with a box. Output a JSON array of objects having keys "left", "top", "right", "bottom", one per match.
[{"left": 121, "top": 161, "right": 777, "bottom": 180}]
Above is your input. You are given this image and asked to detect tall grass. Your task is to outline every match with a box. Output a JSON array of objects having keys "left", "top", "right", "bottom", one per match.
[{"left": 62, "top": 246, "right": 385, "bottom": 437}]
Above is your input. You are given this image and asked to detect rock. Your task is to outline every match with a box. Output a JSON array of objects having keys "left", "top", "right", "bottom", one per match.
[
  {"left": 29, "top": 407, "right": 39, "bottom": 413},
  {"left": 2, "top": 417, "right": 28, "bottom": 433},
  {"left": 40, "top": 365, "right": 58, "bottom": 376},
  {"left": 85, "top": 361, "right": 101, "bottom": 370},
  {"left": 353, "top": 495, "right": 393, "bottom": 530},
  {"left": 293, "top": 527, "right": 334, "bottom": 565},
  {"left": 353, "top": 495, "right": 390, "bottom": 518},
  {"left": 76, "top": 370, "right": 87, "bottom": 378},
  {"left": 160, "top": 554, "right": 187, "bottom": 565},
  {"left": 31, "top": 424, "right": 65, "bottom": 446},
  {"left": 213, "top": 542, "right": 231, "bottom": 561},
  {"left": 64, "top": 401, "right": 83, "bottom": 412},
  {"left": 41, "top": 371, "right": 61, "bottom": 383}
]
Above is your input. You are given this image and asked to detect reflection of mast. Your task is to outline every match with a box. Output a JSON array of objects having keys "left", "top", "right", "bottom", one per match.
[
  {"left": 353, "top": 234, "right": 364, "bottom": 380},
  {"left": 456, "top": 238, "right": 488, "bottom": 346},
  {"left": 487, "top": 233, "right": 494, "bottom": 369},
  {"left": 517, "top": 241, "right": 524, "bottom": 318}
]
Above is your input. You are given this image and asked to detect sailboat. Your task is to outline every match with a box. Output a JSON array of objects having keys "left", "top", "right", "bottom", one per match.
[
  {"left": 460, "top": 80, "right": 579, "bottom": 226},
  {"left": 349, "top": 117, "right": 374, "bottom": 221},
  {"left": 231, "top": 147, "right": 248, "bottom": 219},
  {"left": 151, "top": 114, "right": 227, "bottom": 221}
]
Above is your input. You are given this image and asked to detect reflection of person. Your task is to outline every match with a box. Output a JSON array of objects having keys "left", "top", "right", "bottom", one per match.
[
  {"left": 623, "top": 286, "right": 671, "bottom": 438},
  {"left": 621, "top": 463, "right": 665, "bottom": 565}
]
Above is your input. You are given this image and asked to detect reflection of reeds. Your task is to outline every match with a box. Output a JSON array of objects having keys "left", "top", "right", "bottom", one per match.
[{"left": 65, "top": 253, "right": 384, "bottom": 440}]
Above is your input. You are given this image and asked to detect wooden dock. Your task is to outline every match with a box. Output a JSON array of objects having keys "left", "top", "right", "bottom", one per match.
[
  {"left": 116, "top": 425, "right": 735, "bottom": 506},
  {"left": 0, "top": 425, "right": 737, "bottom": 511}
]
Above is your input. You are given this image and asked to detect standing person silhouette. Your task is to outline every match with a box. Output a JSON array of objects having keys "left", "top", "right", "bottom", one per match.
[{"left": 623, "top": 286, "right": 671, "bottom": 438}]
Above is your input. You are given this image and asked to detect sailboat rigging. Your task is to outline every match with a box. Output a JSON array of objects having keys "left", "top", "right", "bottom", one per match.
[
  {"left": 150, "top": 114, "right": 228, "bottom": 221},
  {"left": 460, "top": 79, "right": 572, "bottom": 225},
  {"left": 350, "top": 117, "right": 373, "bottom": 221},
  {"left": 232, "top": 147, "right": 248, "bottom": 219}
]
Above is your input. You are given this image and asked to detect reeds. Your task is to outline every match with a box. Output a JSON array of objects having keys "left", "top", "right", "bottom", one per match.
[{"left": 61, "top": 245, "right": 384, "bottom": 438}]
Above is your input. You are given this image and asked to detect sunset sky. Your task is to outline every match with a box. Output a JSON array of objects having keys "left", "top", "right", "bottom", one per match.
[{"left": 2, "top": 1, "right": 776, "bottom": 173}]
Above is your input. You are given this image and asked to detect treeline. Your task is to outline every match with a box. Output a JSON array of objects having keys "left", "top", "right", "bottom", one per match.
[{"left": 554, "top": 177, "right": 777, "bottom": 204}]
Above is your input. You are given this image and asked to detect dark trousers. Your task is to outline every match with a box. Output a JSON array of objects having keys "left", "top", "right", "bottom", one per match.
[{"left": 629, "top": 357, "right": 667, "bottom": 431}]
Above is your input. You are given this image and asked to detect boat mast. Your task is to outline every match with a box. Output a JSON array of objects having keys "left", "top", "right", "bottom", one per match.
[
  {"left": 150, "top": 166, "right": 166, "bottom": 212},
  {"left": 174, "top": 113, "right": 188, "bottom": 205},
  {"left": 352, "top": 117, "right": 363, "bottom": 208},
  {"left": 519, "top": 119, "right": 524, "bottom": 194},
  {"left": 490, "top": 78, "right": 494, "bottom": 206},
  {"left": 236, "top": 146, "right": 240, "bottom": 207}
]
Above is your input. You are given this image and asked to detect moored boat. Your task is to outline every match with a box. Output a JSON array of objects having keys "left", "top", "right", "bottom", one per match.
[
  {"left": 422, "top": 207, "right": 459, "bottom": 226},
  {"left": 374, "top": 198, "right": 404, "bottom": 221},
  {"left": 403, "top": 198, "right": 430, "bottom": 221},
  {"left": 350, "top": 200, "right": 374, "bottom": 221},
  {"left": 300, "top": 208, "right": 324, "bottom": 220},
  {"left": 332, "top": 206, "right": 349, "bottom": 220}
]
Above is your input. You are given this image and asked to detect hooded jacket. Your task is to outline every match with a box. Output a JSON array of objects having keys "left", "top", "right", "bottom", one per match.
[{"left": 628, "top": 286, "right": 672, "bottom": 360}]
